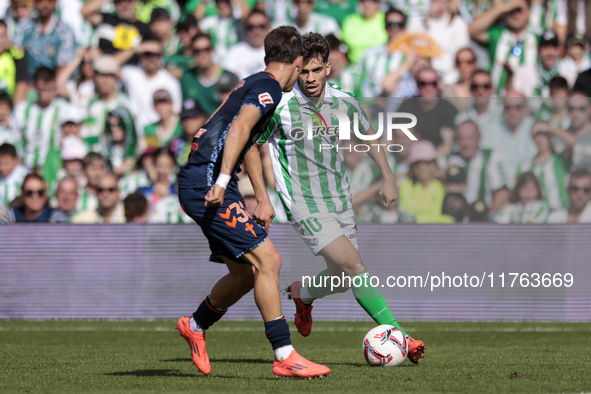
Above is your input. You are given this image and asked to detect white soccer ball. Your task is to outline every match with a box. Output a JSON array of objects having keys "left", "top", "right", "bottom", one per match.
[{"left": 362, "top": 325, "right": 408, "bottom": 367}]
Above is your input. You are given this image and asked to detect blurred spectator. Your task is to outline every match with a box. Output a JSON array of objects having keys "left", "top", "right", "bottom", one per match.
[
  {"left": 441, "top": 192, "right": 469, "bottom": 222},
  {"left": 360, "top": 7, "right": 419, "bottom": 100},
  {"left": 123, "top": 191, "right": 149, "bottom": 222},
  {"left": 573, "top": 50, "right": 591, "bottom": 97},
  {"left": 82, "top": 0, "right": 154, "bottom": 62},
  {"left": 466, "top": 199, "right": 490, "bottom": 222},
  {"left": 170, "top": 98, "right": 206, "bottom": 166},
  {"left": 528, "top": 0, "right": 566, "bottom": 41},
  {"left": 82, "top": 55, "right": 133, "bottom": 152},
  {"left": 536, "top": 76, "right": 570, "bottom": 130},
  {"left": 513, "top": 30, "right": 565, "bottom": 97},
  {"left": 0, "top": 91, "right": 18, "bottom": 150},
  {"left": 149, "top": 8, "right": 180, "bottom": 60},
  {"left": 0, "top": 173, "right": 67, "bottom": 223},
  {"left": 547, "top": 168, "right": 591, "bottom": 223},
  {"left": 78, "top": 152, "right": 107, "bottom": 212},
  {"left": 455, "top": 69, "right": 501, "bottom": 131},
  {"left": 4, "top": 0, "right": 35, "bottom": 39},
  {"left": 469, "top": 0, "right": 537, "bottom": 93},
  {"left": 393, "top": 0, "right": 431, "bottom": 19},
  {"left": 59, "top": 136, "right": 88, "bottom": 188},
  {"left": 398, "top": 67, "right": 457, "bottom": 157},
  {"left": 102, "top": 107, "right": 138, "bottom": 176},
  {"left": 342, "top": 0, "right": 388, "bottom": 64},
  {"left": 480, "top": 92, "right": 536, "bottom": 178},
  {"left": 325, "top": 34, "right": 361, "bottom": 96},
  {"left": 57, "top": 48, "right": 96, "bottom": 109},
  {"left": 315, "top": 0, "right": 357, "bottom": 26},
  {"left": 55, "top": 176, "right": 79, "bottom": 220},
  {"left": 517, "top": 120, "right": 574, "bottom": 210},
  {"left": 71, "top": 174, "right": 125, "bottom": 223},
  {"left": 444, "top": 165, "right": 467, "bottom": 194},
  {"left": 446, "top": 120, "right": 510, "bottom": 213},
  {"left": 407, "top": 0, "right": 470, "bottom": 85},
  {"left": 181, "top": 33, "right": 239, "bottom": 116},
  {"left": 60, "top": 108, "right": 85, "bottom": 140},
  {"left": 14, "top": 0, "right": 75, "bottom": 81},
  {"left": 284, "top": 0, "right": 340, "bottom": 36},
  {"left": 442, "top": 48, "right": 478, "bottom": 111},
  {"left": 495, "top": 171, "right": 549, "bottom": 223},
  {"left": 566, "top": 0, "right": 591, "bottom": 43},
  {"left": 0, "top": 20, "right": 27, "bottom": 103},
  {"left": 0, "top": 143, "right": 27, "bottom": 212},
  {"left": 134, "top": 0, "right": 181, "bottom": 24},
  {"left": 199, "top": 0, "right": 248, "bottom": 62},
  {"left": 137, "top": 147, "right": 178, "bottom": 221},
  {"left": 165, "top": 13, "right": 200, "bottom": 76},
  {"left": 398, "top": 140, "right": 447, "bottom": 223},
  {"left": 118, "top": 147, "right": 155, "bottom": 197},
  {"left": 222, "top": 10, "right": 270, "bottom": 79},
  {"left": 118, "top": 40, "right": 182, "bottom": 131},
  {"left": 558, "top": 33, "right": 590, "bottom": 87},
  {"left": 217, "top": 71, "right": 241, "bottom": 102},
  {"left": 13, "top": 67, "right": 63, "bottom": 172},
  {"left": 144, "top": 89, "right": 182, "bottom": 148},
  {"left": 567, "top": 93, "right": 591, "bottom": 172}
]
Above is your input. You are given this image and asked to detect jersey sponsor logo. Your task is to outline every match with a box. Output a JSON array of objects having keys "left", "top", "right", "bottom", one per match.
[
  {"left": 196, "top": 128, "right": 207, "bottom": 138},
  {"left": 258, "top": 93, "right": 274, "bottom": 107},
  {"left": 191, "top": 142, "right": 199, "bottom": 152},
  {"left": 289, "top": 125, "right": 339, "bottom": 140}
]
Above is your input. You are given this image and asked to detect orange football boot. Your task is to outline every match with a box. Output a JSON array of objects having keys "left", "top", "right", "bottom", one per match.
[
  {"left": 176, "top": 316, "right": 211, "bottom": 375},
  {"left": 272, "top": 350, "right": 330, "bottom": 378},
  {"left": 407, "top": 337, "right": 426, "bottom": 365},
  {"left": 287, "top": 281, "right": 313, "bottom": 337}
]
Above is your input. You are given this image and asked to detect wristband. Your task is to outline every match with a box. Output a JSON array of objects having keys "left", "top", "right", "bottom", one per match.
[{"left": 215, "top": 173, "right": 231, "bottom": 189}]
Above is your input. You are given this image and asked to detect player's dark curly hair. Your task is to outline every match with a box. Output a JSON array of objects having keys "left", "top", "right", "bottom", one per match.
[
  {"left": 264, "top": 25, "right": 303, "bottom": 64},
  {"left": 302, "top": 32, "right": 329, "bottom": 65}
]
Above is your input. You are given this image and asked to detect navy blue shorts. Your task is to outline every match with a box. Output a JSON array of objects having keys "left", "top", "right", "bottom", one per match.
[{"left": 179, "top": 184, "right": 267, "bottom": 265}]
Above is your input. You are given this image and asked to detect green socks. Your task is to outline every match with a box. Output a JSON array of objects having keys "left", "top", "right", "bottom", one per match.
[{"left": 351, "top": 271, "right": 407, "bottom": 336}]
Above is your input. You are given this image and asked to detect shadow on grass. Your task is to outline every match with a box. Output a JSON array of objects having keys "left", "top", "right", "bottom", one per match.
[
  {"left": 105, "top": 369, "right": 196, "bottom": 378},
  {"left": 161, "top": 358, "right": 269, "bottom": 364}
]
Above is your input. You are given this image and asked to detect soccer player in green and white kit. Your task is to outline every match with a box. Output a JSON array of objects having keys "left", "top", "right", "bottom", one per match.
[{"left": 244, "top": 33, "right": 426, "bottom": 364}]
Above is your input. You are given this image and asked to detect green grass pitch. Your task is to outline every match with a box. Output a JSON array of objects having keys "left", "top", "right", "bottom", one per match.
[{"left": 1, "top": 320, "right": 591, "bottom": 393}]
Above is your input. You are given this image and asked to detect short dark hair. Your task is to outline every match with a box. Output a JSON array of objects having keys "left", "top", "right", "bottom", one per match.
[
  {"left": 191, "top": 32, "right": 213, "bottom": 47},
  {"left": 302, "top": 32, "right": 330, "bottom": 64},
  {"left": 570, "top": 168, "right": 591, "bottom": 183},
  {"left": 0, "top": 143, "right": 17, "bottom": 157},
  {"left": 471, "top": 69, "right": 491, "bottom": 80},
  {"left": 83, "top": 152, "right": 107, "bottom": 169},
  {"left": 154, "top": 146, "right": 177, "bottom": 167},
  {"left": 123, "top": 192, "right": 148, "bottom": 222},
  {"left": 0, "top": 20, "right": 7, "bottom": 30},
  {"left": 264, "top": 26, "right": 303, "bottom": 64},
  {"left": 33, "top": 67, "right": 56, "bottom": 83},
  {"left": 385, "top": 6, "right": 406, "bottom": 26},
  {"left": 442, "top": 192, "right": 468, "bottom": 222},
  {"left": 549, "top": 76, "right": 568, "bottom": 92}
]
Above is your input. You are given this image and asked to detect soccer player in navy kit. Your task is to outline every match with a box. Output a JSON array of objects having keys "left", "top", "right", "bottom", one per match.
[{"left": 176, "top": 26, "right": 330, "bottom": 379}]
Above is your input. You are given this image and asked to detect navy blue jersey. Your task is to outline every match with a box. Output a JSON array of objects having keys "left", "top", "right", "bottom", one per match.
[{"left": 178, "top": 72, "right": 283, "bottom": 189}]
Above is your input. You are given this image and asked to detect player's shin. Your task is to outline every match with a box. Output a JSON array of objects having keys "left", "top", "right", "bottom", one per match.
[
  {"left": 264, "top": 316, "right": 294, "bottom": 361},
  {"left": 351, "top": 271, "right": 408, "bottom": 336},
  {"left": 301, "top": 269, "right": 348, "bottom": 304},
  {"left": 191, "top": 295, "right": 227, "bottom": 333}
]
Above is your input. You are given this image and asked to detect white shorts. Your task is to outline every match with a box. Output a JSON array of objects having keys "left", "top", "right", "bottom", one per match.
[{"left": 291, "top": 209, "right": 359, "bottom": 255}]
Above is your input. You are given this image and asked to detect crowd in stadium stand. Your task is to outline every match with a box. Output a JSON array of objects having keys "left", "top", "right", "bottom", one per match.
[{"left": 1, "top": 0, "right": 591, "bottom": 224}]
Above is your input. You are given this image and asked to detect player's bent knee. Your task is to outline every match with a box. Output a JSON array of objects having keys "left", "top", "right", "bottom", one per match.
[{"left": 342, "top": 260, "right": 366, "bottom": 276}]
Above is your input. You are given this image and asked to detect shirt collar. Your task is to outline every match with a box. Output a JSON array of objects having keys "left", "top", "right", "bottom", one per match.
[
  {"left": 292, "top": 81, "right": 334, "bottom": 106},
  {"left": 34, "top": 13, "right": 59, "bottom": 35}
]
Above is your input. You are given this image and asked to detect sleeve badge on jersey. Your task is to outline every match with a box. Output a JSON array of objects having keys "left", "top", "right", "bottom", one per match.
[{"left": 258, "top": 92, "right": 274, "bottom": 107}]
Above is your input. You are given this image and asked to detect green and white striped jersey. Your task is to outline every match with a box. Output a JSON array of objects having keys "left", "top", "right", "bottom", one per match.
[
  {"left": 528, "top": 0, "right": 566, "bottom": 36},
  {"left": 119, "top": 170, "right": 151, "bottom": 198},
  {"left": 445, "top": 149, "right": 511, "bottom": 206},
  {"left": 82, "top": 93, "right": 132, "bottom": 152},
  {"left": 149, "top": 195, "right": 193, "bottom": 223},
  {"left": 0, "top": 164, "right": 27, "bottom": 211},
  {"left": 517, "top": 153, "right": 570, "bottom": 210},
  {"left": 200, "top": 16, "right": 241, "bottom": 61},
  {"left": 487, "top": 27, "right": 539, "bottom": 94},
  {"left": 359, "top": 45, "right": 405, "bottom": 97},
  {"left": 390, "top": 0, "right": 431, "bottom": 18},
  {"left": 77, "top": 188, "right": 98, "bottom": 213},
  {"left": 14, "top": 99, "right": 64, "bottom": 170},
  {"left": 494, "top": 200, "right": 549, "bottom": 223},
  {"left": 0, "top": 121, "right": 21, "bottom": 155},
  {"left": 256, "top": 82, "right": 370, "bottom": 221}
]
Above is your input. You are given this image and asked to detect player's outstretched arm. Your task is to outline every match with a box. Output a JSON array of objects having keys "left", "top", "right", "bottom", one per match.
[
  {"left": 244, "top": 144, "right": 275, "bottom": 234},
  {"left": 364, "top": 127, "right": 399, "bottom": 208},
  {"left": 205, "top": 105, "right": 262, "bottom": 207}
]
